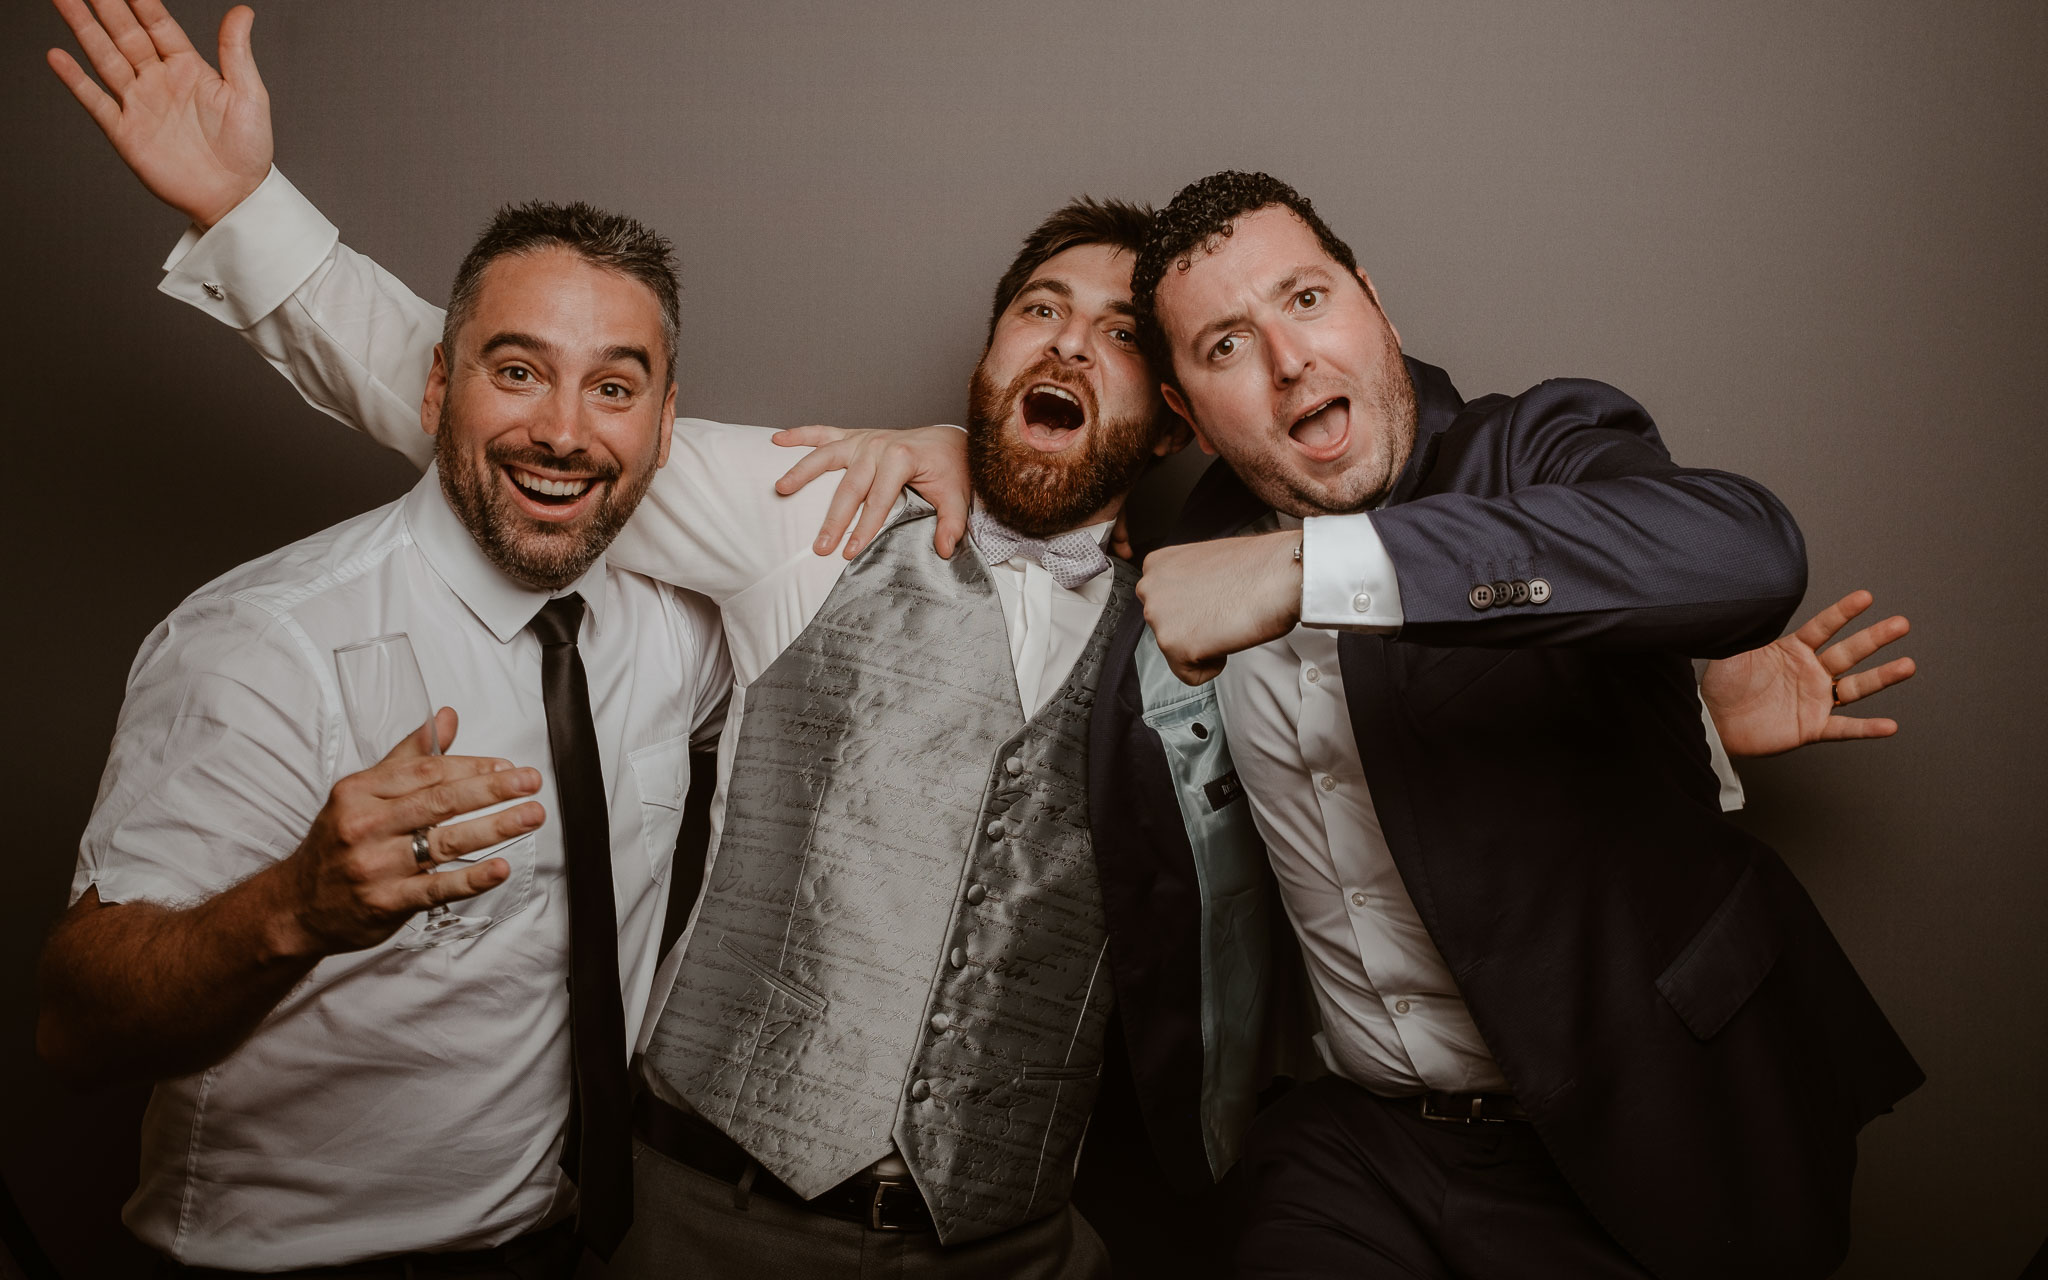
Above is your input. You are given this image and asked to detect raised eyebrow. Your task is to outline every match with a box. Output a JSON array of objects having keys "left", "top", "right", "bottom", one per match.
[
  {"left": 1015, "top": 278, "right": 1074, "bottom": 306},
  {"left": 478, "top": 331, "right": 560, "bottom": 362},
  {"left": 1270, "top": 265, "right": 1338, "bottom": 303},
  {"left": 597, "top": 344, "right": 653, "bottom": 375}
]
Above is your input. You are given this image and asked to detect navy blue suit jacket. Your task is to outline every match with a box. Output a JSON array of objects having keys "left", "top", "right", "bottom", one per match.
[{"left": 1087, "top": 358, "right": 1922, "bottom": 1279}]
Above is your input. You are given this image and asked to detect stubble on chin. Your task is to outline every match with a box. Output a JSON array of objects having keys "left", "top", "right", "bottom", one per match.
[
  {"left": 433, "top": 424, "right": 646, "bottom": 592},
  {"left": 1232, "top": 348, "right": 1418, "bottom": 518}
]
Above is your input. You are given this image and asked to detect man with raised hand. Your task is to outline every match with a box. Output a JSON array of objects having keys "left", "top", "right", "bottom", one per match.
[
  {"left": 43, "top": 5, "right": 1919, "bottom": 1277},
  {"left": 46, "top": 3, "right": 1165, "bottom": 1274},
  {"left": 1116, "top": 170, "right": 1922, "bottom": 1279},
  {"left": 40, "top": 190, "right": 733, "bottom": 1277}
]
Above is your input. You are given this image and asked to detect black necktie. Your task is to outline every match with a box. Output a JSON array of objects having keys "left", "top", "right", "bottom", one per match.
[{"left": 528, "top": 594, "right": 632, "bottom": 1258}]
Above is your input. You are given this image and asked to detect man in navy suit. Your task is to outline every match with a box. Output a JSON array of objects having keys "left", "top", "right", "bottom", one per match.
[{"left": 1101, "top": 171, "right": 1922, "bottom": 1279}]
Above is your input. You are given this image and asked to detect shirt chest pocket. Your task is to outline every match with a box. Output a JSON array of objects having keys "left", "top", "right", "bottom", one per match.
[{"left": 628, "top": 735, "right": 691, "bottom": 883}]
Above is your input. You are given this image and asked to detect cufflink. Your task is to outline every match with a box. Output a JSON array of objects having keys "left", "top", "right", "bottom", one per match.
[{"left": 202, "top": 281, "right": 225, "bottom": 301}]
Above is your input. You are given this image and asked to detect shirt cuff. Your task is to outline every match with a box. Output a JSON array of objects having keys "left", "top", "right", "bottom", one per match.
[
  {"left": 1300, "top": 512, "right": 1404, "bottom": 632},
  {"left": 1700, "top": 694, "right": 1747, "bottom": 812},
  {"left": 159, "top": 166, "right": 339, "bottom": 330}
]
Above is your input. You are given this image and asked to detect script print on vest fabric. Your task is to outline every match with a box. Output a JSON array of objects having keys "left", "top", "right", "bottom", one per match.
[{"left": 648, "top": 503, "right": 1133, "bottom": 1242}]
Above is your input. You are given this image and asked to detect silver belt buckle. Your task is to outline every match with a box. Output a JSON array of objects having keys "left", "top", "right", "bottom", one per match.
[
  {"left": 1419, "top": 1093, "right": 1500, "bottom": 1124},
  {"left": 868, "top": 1175, "right": 915, "bottom": 1231}
]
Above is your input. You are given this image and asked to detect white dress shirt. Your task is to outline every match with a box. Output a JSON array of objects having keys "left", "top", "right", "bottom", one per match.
[
  {"left": 1216, "top": 514, "right": 1745, "bottom": 1096},
  {"left": 75, "top": 472, "right": 729, "bottom": 1269},
  {"left": 157, "top": 165, "right": 1117, "bottom": 1064}
]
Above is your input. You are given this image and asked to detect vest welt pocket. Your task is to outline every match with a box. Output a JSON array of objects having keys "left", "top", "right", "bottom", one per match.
[
  {"left": 1019, "top": 1062, "right": 1100, "bottom": 1082},
  {"left": 716, "top": 936, "right": 828, "bottom": 1015}
]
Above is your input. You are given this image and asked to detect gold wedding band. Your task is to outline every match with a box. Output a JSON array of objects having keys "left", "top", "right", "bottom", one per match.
[
  {"left": 1830, "top": 679, "right": 1843, "bottom": 708},
  {"left": 411, "top": 827, "right": 434, "bottom": 869}
]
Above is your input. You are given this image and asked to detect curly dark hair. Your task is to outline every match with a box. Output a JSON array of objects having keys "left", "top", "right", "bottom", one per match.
[
  {"left": 986, "top": 197, "right": 1155, "bottom": 344},
  {"left": 1130, "top": 171, "right": 1361, "bottom": 380}
]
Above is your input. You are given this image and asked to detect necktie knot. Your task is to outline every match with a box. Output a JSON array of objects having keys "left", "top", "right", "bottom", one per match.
[
  {"left": 968, "top": 509, "right": 1112, "bottom": 590},
  {"left": 528, "top": 593, "right": 586, "bottom": 647}
]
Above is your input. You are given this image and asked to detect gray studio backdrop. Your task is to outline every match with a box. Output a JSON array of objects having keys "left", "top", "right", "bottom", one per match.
[{"left": 4, "top": 2, "right": 2042, "bottom": 1275}]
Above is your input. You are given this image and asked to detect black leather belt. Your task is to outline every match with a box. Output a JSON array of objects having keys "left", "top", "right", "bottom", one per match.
[
  {"left": 1416, "top": 1090, "right": 1531, "bottom": 1124},
  {"left": 635, "top": 1094, "right": 936, "bottom": 1232}
]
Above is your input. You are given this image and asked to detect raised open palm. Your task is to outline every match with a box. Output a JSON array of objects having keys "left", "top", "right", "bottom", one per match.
[
  {"left": 1703, "top": 590, "right": 1916, "bottom": 758},
  {"left": 47, "top": 0, "right": 272, "bottom": 228}
]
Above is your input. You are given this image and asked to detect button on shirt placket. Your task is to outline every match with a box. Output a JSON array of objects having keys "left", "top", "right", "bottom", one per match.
[{"left": 1280, "top": 627, "right": 1480, "bottom": 1091}]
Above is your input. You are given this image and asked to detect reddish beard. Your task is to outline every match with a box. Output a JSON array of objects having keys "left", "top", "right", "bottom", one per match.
[{"left": 965, "top": 356, "right": 1156, "bottom": 538}]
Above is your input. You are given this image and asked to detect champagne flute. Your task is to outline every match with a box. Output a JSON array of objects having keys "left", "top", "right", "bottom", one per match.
[{"left": 333, "top": 633, "right": 489, "bottom": 949}]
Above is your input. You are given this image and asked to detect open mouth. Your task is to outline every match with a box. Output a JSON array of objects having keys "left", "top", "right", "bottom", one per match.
[
  {"left": 504, "top": 464, "right": 599, "bottom": 516},
  {"left": 1018, "top": 383, "right": 1090, "bottom": 452},
  {"left": 1288, "top": 397, "right": 1352, "bottom": 463}
]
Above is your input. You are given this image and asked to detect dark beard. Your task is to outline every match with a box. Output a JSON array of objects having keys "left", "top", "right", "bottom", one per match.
[
  {"left": 435, "top": 402, "right": 651, "bottom": 591},
  {"left": 965, "top": 356, "right": 1156, "bottom": 538}
]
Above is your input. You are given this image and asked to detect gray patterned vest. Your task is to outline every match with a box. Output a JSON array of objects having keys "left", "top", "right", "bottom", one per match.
[{"left": 645, "top": 502, "right": 1132, "bottom": 1244}]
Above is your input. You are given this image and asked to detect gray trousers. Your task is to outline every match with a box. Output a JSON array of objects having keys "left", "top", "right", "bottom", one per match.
[{"left": 609, "top": 1138, "right": 1114, "bottom": 1280}]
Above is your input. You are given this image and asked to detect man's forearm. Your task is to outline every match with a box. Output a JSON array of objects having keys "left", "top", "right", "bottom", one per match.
[
  {"left": 38, "top": 872, "right": 318, "bottom": 1087},
  {"left": 164, "top": 168, "right": 440, "bottom": 468}
]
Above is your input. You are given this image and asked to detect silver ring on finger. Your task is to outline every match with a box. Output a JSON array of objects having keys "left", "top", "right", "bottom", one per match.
[{"left": 411, "top": 827, "right": 434, "bottom": 870}]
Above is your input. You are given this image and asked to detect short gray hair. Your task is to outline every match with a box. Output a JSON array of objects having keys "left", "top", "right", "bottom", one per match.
[{"left": 443, "top": 200, "right": 681, "bottom": 384}]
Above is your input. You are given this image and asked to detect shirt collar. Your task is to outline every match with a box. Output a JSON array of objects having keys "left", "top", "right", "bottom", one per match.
[{"left": 402, "top": 467, "right": 613, "bottom": 645}]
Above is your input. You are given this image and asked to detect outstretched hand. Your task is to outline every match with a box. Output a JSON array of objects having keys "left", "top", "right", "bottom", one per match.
[
  {"left": 1702, "top": 590, "right": 1916, "bottom": 758},
  {"left": 770, "top": 424, "right": 971, "bottom": 560},
  {"left": 47, "top": 0, "right": 272, "bottom": 228}
]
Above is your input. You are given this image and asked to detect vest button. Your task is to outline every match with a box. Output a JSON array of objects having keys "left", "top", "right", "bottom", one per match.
[
  {"left": 1005, "top": 756, "right": 1023, "bottom": 775},
  {"left": 909, "top": 1079, "right": 931, "bottom": 1101},
  {"left": 985, "top": 820, "right": 1004, "bottom": 840},
  {"left": 964, "top": 884, "right": 987, "bottom": 905},
  {"left": 950, "top": 947, "right": 967, "bottom": 969},
  {"left": 929, "top": 1013, "right": 951, "bottom": 1033}
]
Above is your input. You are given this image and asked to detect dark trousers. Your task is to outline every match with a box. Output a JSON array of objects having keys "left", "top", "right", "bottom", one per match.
[
  {"left": 610, "top": 1137, "right": 1111, "bottom": 1280},
  {"left": 1234, "top": 1076, "right": 1650, "bottom": 1280},
  {"left": 152, "top": 1222, "right": 581, "bottom": 1280}
]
